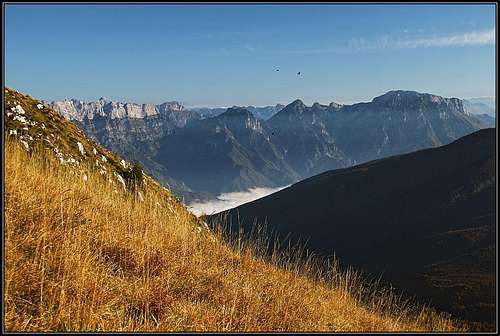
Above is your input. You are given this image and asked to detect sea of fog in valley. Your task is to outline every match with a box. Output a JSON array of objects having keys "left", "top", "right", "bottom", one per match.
[{"left": 188, "top": 185, "right": 290, "bottom": 217}]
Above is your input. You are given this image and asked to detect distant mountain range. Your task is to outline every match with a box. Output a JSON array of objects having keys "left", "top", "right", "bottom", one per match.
[
  {"left": 467, "top": 97, "right": 495, "bottom": 110},
  {"left": 46, "top": 91, "right": 493, "bottom": 202},
  {"left": 462, "top": 99, "right": 496, "bottom": 128},
  {"left": 211, "top": 128, "right": 496, "bottom": 330},
  {"left": 463, "top": 99, "right": 495, "bottom": 117}
]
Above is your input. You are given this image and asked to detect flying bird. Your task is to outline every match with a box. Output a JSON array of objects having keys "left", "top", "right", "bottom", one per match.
[
  {"left": 276, "top": 69, "right": 280, "bottom": 72},
  {"left": 297, "top": 71, "right": 301, "bottom": 75}
]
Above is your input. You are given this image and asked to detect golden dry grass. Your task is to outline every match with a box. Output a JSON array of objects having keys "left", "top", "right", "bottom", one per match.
[{"left": 4, "top": 139, "right": 462, "bottom": 332}]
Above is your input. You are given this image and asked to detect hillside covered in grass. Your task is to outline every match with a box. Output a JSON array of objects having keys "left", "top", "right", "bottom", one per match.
[{"left": 4, "top": 88, "right": 461, "bottom": 332}]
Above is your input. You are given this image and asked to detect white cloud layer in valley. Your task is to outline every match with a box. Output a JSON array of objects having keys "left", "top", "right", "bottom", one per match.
[{"left": 188, "top": 185, "right": 290, "bottom": 217}]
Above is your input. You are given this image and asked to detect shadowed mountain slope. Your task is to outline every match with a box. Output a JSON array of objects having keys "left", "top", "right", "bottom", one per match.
[{"left": 211, "top": 128, "right": 496, "bottom": 330}]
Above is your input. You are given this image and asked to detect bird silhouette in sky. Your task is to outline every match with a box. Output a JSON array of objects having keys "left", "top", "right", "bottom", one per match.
[{"left": 274, "top": 69, "right": 301, "bottom": 75}]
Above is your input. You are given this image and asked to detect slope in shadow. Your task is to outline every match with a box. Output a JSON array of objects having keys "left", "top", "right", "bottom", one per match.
[{"left": 209, "top": 128, "right": 496, "bottom": 330}]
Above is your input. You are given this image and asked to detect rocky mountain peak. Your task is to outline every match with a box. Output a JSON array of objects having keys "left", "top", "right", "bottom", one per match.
[
  {"left": 220, "top": 107, "right": 255, "bottom": 119},
  {"left": 312, "top": 102, "right": 330, "bottom": 111},
  {"left": 291, "top": 99, "right": 306, "bottom": 107},
  {"left": 279, "top": 99, "right": 307, "bottom": 115},
  {"left": 329, "top": 102, "right": 342, "bottom": 109},
  {"left": 372, "top": 90, "right": 464, "bottom": 112},
  {"left": 159, "top": 101, "right": 184, "bottom": 112}
]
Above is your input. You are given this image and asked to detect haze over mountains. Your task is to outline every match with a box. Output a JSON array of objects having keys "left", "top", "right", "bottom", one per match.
[
  {"left": 463, "top": 99, "right": 495, "bottom": 117},
  {"left": 46, "top": 90, "right": 494, "bottom": 204},
  {"left": 467, "top": 97, "right": 495, "bottom": 111},
  {"left": 462, "top": 99, "right": 496, "bottom": 127}
]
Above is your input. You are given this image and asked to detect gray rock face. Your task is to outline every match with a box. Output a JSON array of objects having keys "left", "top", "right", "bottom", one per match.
[
  {"left": 267, "top": 99, "right": 350, "bottom": 178},
  {"left": 46, "top": 98, "right": 187, "bottom": 121}
]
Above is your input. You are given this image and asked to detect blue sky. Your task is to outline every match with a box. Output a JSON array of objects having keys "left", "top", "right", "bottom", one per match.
[{"left": 4, "top": 4, "right": 496, "bottom": 107}]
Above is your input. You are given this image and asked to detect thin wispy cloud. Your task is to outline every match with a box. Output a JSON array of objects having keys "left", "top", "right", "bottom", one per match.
[
  {"left": 243, "top": 44, "right": 264, "bottom": 53},
  {"left": 278, "top": 28, "right": 495, "bottom": 55},
  {"left": 381, "top": 28, "right": 495, "bottom": 49},
  {"left": 203, "top": 31, "right": 275, "bottom": 40},
  {"left": 161, "top": 29, "right": 495, "bottom": 57}
]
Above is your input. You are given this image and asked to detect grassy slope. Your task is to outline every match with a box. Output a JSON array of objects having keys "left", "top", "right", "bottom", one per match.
[{"left": 4, "top": 88, "right": 460, "bottom": 332}]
